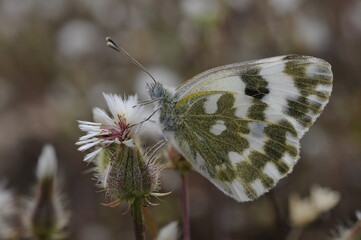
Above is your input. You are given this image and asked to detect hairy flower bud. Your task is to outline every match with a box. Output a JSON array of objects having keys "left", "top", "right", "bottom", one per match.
[
  {"left": 97, "top": 142, "right": 163, "bottom": 206},
  {"left": 26, "top": 145, "right": 68, "bottom": 240}
]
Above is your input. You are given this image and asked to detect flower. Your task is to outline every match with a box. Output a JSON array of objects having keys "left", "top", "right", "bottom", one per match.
[
  {"left": 0, "top": 183, "right": 19, "bottom": 239},
  {"left": 310, "top": 185, "right": 341, "bottom": 214},
  {"left": 97, "top": 143, "right": 165, "bottom": 207},
  {"left": 36, "top": 144, "right": 58, "bottom": 180},
  {"left": 76, "top": 93, "right": 145, "bottom": 162},
  {"left": 77, "top": 93, "right": 167, "bottom": 206},
  {"left": 289, "top": 185, "right": 340, "bottom": 227},
  {"left": 156, "top": 221, "right": 180, "bottom": 240},
  {"left": 25, "top": 144, "right": 69, "bottom": 240},
  {"left": 332, "top": 211, "right": 361, "bottom": 240}
]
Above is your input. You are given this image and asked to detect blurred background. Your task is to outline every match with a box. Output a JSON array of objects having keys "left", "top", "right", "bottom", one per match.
[{"left": 0, "top": 0, "right": 360, "bottom": 239}]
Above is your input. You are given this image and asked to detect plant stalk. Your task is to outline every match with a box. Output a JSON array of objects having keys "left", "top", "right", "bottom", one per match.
[{"left": 131, "top": 198, "right": 145, "bottom": 240}]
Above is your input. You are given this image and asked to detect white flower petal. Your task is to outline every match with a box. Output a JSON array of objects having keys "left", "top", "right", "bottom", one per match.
[
  {"left": 76, "top": 138, "right": 97, "bottom": 145},
  {"left": 36, "top": 144, "right": 58, "bottom": 180},
  {"left": 78, "top": 124, "right": 101, "bottom": 132},
  {"left": 78, "top": 141, "right": 100, "bottom": 152},
  {"left": 78, "top": 132, "right": 101, "bottom": 141},
  {"left": 156, "top": 222, "right": 179, "bottom": 240},
  {"left": 92, "top": 107, "right": 114, "bottom": 126},
  {"left": 103, "top": 93, "right": 120, "bottom": 122},
  {"left": 84, "top": 148, "right": 102, "bottom": 162},
  {"left": 77, "top": 120, "right": 100, "bottom": 125},
  {"left": 123, "top": 139, "right": 135, "bottom": 148}
]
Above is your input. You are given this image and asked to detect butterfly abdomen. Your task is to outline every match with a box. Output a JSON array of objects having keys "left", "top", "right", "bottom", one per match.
[{"left": 159, "top": 98, "right": 178, "bottom": 132}]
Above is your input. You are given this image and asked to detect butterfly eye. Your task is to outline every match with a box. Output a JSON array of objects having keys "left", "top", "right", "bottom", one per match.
[{"left": 148, "top": 82, "right": 165, "bottom": 99}]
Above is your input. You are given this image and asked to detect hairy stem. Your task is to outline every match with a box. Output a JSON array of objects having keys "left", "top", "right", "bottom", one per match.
[
  {"left": 131, "top": 198, "right": 145, "bottom": 240},
  {"left": 181, "top": 172, "right": 190, "bottom": 240}
]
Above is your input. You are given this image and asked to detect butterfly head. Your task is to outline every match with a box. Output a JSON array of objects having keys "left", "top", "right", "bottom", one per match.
[{"left": 147, "top": 81, "right": 167, "bottom": 100}]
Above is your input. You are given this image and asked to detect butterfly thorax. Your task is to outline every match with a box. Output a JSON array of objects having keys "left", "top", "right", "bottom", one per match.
[{"left": 148, "top": 81, "right": 178, "bottom": 133}]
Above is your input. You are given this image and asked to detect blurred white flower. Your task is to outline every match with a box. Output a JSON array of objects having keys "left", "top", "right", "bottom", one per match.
[
  {"left": 332, "top": 211, "right": 361, "bottom": 240},
  {"left": 156, "top": 221, "right": 179, "bottom": 240},
  {"left": 0, "top": 184, "right": 18, "bottom": 239},
  {"left": 56, "top": 20, "right": 101, "bottom": 59},
  {"left": 181, "top": 0, "right": 221, "bottom": 23},
  {"left": 78, "top": 0, "right": 125, "bottom": 29},
  {"left": 310, "top": 185, "right": 340, "bottom": 213},
  {"left": 77, "top": 93, "right": 145, "bottom": 162},
  {"left": 36, "top": 144, "right": 58, "bottom": 180},
  {"left": 289, "top": 193, "right": 318, "bottom": 227},
  {"left": 26, "top": 144, "right": 69, "bottom": 240},
  {"left": 289, "top": 185, "right": 340, "bottom": 227},
  {"left": 294, "top": 15, "right": 330, "bottom": 52}
]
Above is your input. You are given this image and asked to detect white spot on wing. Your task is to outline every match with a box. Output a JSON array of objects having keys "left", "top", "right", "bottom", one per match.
[
  {"left": 306, "top": 63, "right": 331, "bottom": 79},
  {"left": 283, "top": 153, "right": 296, "bottom": 166},
  {"left": 263, "top": 162, "right": 282, "bottom": 180},
  {"left": 210, "top": 120, "right": 227, "bottom": 135},
  {"left": 315, "top": 84, "right": 332, "bottom": 93},
  {"left": 234, "top": 94, "right": 252, "bottom": 118},
  {"left": 208, "top": 76, "right": 245, "bottom": 92},
  {"left": 242, "top": 149, "right": 251, "bottom": 158},
  {"left": 230, "top": 181, "right": 251, "bottom": 201},
  {"left": 251, "top": 179, "right": 266, "bottom": 196},
  {"left": 228, "top": 151, "right": 245, "bottom": 165},
  {"left": 204, "top": 93, "right": 222, "bottom": 114},
  {"left": 248, "top": 121, "right": 265, "bottom": 137},
  {"left": 286, "top": 132, "right": 299, "bottom": 145},
  {"left": 308, "top": 94, "right": 323, "bottom": 106}
]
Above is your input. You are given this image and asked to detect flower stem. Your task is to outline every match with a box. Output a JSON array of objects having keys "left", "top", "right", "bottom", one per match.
[
  {"left": 181, "top": 172, "right": 190, "bottom": 240},
  {"left": 131, "top": 198, "right": 145, "bottom": 240}
]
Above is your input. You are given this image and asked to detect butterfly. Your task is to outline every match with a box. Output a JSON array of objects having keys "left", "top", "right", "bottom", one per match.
[
  {"left": 106, "top": 38, "right": 333, "bottom": 202},
  {"left": 147, "top": 55, "right": 333, "bottom": 202}
]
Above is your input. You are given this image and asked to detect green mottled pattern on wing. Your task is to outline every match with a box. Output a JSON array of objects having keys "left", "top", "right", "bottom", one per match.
[
  {"left": 167, "top": 55, "right": 333, "bottom": 202},
  {"left": 173, "top": 91, "right": 299, "bottom": 201}
]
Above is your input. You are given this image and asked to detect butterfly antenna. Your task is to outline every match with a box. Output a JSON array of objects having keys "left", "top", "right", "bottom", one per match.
[{"left": 105, "top": 37, "right": 157, "bottom": 84}]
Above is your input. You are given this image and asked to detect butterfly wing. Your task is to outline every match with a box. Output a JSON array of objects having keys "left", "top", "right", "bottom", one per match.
[
  {"left": 175, "top": 55, "right": 333, "bottom": 137},
  {"left": 170, "top": 55, "right": 332, "bottom": 202}
]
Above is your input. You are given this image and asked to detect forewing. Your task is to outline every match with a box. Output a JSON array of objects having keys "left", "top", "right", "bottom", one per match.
[
  {"left": 175, "top": 55, "right": 333, "bottom": 137},
  {"left": 172, "top": 55, "right": 332, "bottom": 201}
]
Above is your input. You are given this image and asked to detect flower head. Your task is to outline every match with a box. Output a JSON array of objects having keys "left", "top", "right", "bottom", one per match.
[
  {"left": 332, "top": 211, "right": 361, "bottom": 240},
  {"left": 25, "top": 144, "right": 69, "bottom": 240},
  {"left": 289, "top": 185, "right": 340, "bottom": 227},
  {"left": 77, "top": 93, "right": 145, "bottom": 162},
  {"left": 97, "top": 143, "right": 165, "bottom": 207},
  {"left": 0, "top": 184, "right": 19, "bottom": 239},
  {"left": 77, "top": 93, "right": 167, "bottom": 206},
  {"left": 156, "top": 221, "right": 180, "bottom": 240}
]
